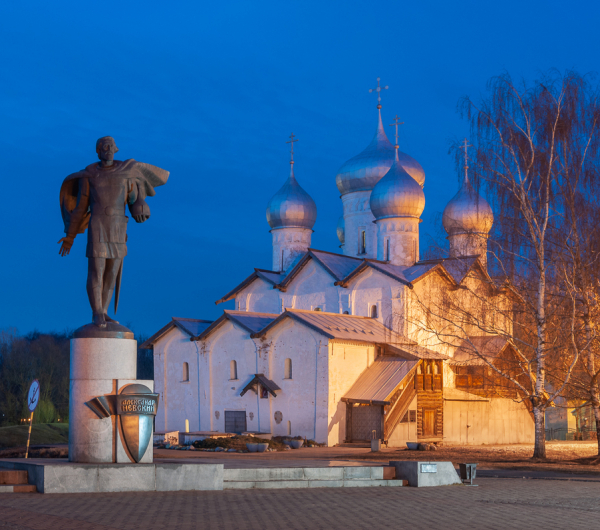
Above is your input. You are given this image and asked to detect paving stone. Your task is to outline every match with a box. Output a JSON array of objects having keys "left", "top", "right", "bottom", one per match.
[{"left": 0, "top": 477, "right": 599, "bottom": 529}]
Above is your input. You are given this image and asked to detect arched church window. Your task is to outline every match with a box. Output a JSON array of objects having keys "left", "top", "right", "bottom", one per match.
[
  {"left": 385, "top": 239, "right": 390, "bottom": 261},
  {"left": 284, "top": 358, "right": 292, "bottom": 379},
  {"left": 182, "top": 362, "right": 189, "bottom": 382},
  {"left": 343, "top": 310, "right": 349, "bottom": 315},
  {"left": 433, "top": 363, "right": 439, "bottom": 375},
  {"left": 359, "top": 230, "right": 366, "bottom": 254},
  {"left": 426, "top": 363, "right": 432, "bottom": 375},
  {"left": 230, "top": 360, "right": 238, "bottom": 380},
  {"left": 417, "top": 364, "right": 422, "bottom": 375},
  {"left": 370, "top": 305, "right": 378, "bottom": 319},
  {"left": 314, "top": 307, "right": 322, "bottom": 311}
]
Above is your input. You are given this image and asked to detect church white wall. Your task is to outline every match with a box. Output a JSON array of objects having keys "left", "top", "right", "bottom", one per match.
[
  {"left": 153, "top": 327, "right": 200, "bottom": 433},
  {"left": 286, "top": 259, "right": 341, "bottom": 313},
  {"left": 443, "top": 398, "right": 534, "bottom": 444},
  {"left": 345, "top": 268, "right": 397, "bottom": 327},
  {"left": 342, "top": 191, "right": 377, "bottom": 258},
  {"left": 201, "top": 321, "right": 261, "bottom": 433},
  {"left": 271, "top": 227, "right": 312, "bottom": 272},
  {"left": 327, "top": 341, "right": 376, "bottom": 446},
  {"left": 234, "top": 278, "right": 280, "bottom": 314},
  {"left": 375, "top": 217, "right": 420, "bottom": 266},
  {"left": 265, "top": 319, "right": 330, "bottom": 442}
]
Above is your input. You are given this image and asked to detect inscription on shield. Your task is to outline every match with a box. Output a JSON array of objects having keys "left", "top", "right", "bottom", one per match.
[{"left": 118, "top": 384, "right": 159, "bottom": 463}]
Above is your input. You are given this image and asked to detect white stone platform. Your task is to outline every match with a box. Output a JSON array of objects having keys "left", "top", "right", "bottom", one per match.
[{"left": 0, "top": 460, "right": 222, "bottom": 494}]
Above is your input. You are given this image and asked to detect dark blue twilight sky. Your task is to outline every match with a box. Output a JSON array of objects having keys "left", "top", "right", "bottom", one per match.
[{"left": 0, "top": 1, "right": 597, "bottom": 337}]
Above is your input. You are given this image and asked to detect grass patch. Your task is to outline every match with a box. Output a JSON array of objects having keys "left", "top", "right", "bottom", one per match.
[{"left": 0, "top": 423, "right": 69, "bottom": 448}]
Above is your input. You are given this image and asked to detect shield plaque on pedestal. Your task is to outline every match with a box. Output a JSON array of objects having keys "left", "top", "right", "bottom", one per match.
[{"left": 117, "top": 384, "right": 159, "bottom": 463}]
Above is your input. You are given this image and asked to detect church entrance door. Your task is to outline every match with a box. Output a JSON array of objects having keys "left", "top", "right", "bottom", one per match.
[
  {"left": 352, "top": 405, "right": 383, "bottom": 441},
  {"left": 224, "top": 410, "right": 247, "bottom": 434}
]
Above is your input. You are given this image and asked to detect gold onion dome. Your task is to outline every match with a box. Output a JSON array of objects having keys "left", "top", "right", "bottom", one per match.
[
  {"left": 336, "top": 215, "right": 345, "bottom": 245},
  {"left": 370, "top": 150, "right": 425, "bottom": 220},
  {"left": 335, "top": 110, "right": 425, "bottom": 196},
  {"left": 442, "top": 175, "right": 493, "bottom": 235},
  {"left": 266, "top": 165, "right": 317, "bottom": 230}
]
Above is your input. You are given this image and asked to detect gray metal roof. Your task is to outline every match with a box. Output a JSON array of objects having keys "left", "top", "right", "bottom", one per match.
[
  {"left": 440, "top": 256, "right": 479, "bottom": 284},
  {"left": 402, "top": 262, "right": 440, "bottom": 283},
  {"left": 194, "top": 310, "right": 278, "bottom": 340},
  {"left": 342, "top": 356, "right": 418, "bottom": 404},
  {"left": 251, "top": 309, "right": 402, "bottom": 344},
  {"left": 216, "top": 268, "right": 283, "bottom": 305},
  {"left": 226, "top": 311, "right": 278, "bottom": 334},
  {"left": 310, "top": 249, "right": 362, "bottom": 281},
  {"left": 140, "top": 317, "right": 214, "bottom": 348},
  {"left": 240, "top": 374, "right": 281, "bottom": 398},
  {"left": 173, "top": 318, "right": 213, "bottom": 337}
]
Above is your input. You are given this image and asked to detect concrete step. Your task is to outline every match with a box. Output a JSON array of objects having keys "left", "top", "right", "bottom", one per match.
[
  {"left": 0, "top": 471, "right": 28, "bottom": 485},
  {"left": 223, "top": 479, "right": 406, "bottom": 490},
  {"left": 0, "top": 484, "right": 37, "bottom": 493},
  {"left": 222, "top": 466, "right": 402, "bottom": 489}
]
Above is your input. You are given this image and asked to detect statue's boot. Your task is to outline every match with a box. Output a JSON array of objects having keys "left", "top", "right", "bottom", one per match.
[
  {"left": 87, "top": 258, "right": 107, "bottom": 328},
  {"left": 93, "top": 312, "right": 107, "bottom": 328},
  {"left": 88, "top": 286, "right": 107, "bottom": 328},
  {"left": 104, "top": 314, "right": 120, "bottom": 324}
]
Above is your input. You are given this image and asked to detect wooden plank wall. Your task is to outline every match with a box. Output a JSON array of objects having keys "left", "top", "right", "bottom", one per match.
[{"left": 415, "top": 360, "right": 444, "bottom": 439}]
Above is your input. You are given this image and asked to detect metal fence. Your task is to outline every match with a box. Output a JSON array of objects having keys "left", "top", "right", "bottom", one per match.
[{"left": 545, "top": 427, "right": 598, "bottom": 441}]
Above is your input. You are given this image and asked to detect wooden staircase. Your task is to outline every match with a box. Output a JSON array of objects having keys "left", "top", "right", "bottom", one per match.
[{"left": 0, "top": 470, "right": 37, "bottom": 493}]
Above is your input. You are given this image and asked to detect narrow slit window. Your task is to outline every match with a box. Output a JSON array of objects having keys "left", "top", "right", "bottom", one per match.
[
  {"left": 182, "top": 362, "right": 189, "bottom": 382},
  {"left": 359, "top": 230, "right": 366, "bottom": 254},
  {"left": 230, "top": 360, "right": 237, "bottom": 380},
  {"left": 284, "top": 358, "right": 292, "bottom": 379},
  {"left": 370, "top": 305, "right": 378, "bottom": 319},
  {"left": 287, "top": 421, "right": 291, "bottom": 436},
  {"left": 385, "top": 238, "right": 390, "bottom": 261}
]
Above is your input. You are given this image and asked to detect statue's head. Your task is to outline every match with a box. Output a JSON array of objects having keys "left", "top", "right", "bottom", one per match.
[{"left": 96, "top": 136, "right": 119, "bottom": 162}]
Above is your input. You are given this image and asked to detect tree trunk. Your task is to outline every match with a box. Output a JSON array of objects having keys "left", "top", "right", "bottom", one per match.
[{"left": 532, "top": 406, "right": 546, "bottom": 459}]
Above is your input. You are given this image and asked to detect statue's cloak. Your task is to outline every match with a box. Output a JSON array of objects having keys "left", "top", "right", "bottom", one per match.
[{"left": 60, "top": 159, "right": 169, "bottom": 235}]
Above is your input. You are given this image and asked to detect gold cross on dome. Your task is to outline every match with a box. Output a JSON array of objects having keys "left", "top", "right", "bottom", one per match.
[
  {"left": 369, "top": 77, "right": 389, "bottom": 108},
  {"left": 462, "top": 138, "right": 472, "bottom": 180},
  {"left": 286, "top": 133, "right": 298, "bottom": 164},
  {"left": 390, "top": 115, "right": 404, "bottom": 148}
]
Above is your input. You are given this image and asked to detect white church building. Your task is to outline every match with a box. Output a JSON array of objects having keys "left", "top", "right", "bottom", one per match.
[{"left": 143, "top": 95, "right": 534, "bottom": 447}]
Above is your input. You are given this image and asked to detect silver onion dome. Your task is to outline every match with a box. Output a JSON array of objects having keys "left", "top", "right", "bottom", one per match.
[
  {"left": 370, "top": 151, "right": 425, "bottom": 220},
  {"left": 443, "top": 175, "right": 493, "bottom": 235},
  {"left": 336, "top": 215, "right": 345, "bottom": 245},
  {"left": 266, "top": 165, "right": 317, "bottom": 230},
  {"left": 336, "top": 110, "right": 426, "bottom": 196}
]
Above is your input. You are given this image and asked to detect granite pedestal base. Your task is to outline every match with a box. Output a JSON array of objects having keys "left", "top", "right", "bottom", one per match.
[{"left": 69, "top": 335, "right": 154, "bottom": 464}]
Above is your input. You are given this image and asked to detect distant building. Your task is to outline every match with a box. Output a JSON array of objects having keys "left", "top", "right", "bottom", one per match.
[{"left": 143, "top": 101, "right": 534, "bottom": 446}]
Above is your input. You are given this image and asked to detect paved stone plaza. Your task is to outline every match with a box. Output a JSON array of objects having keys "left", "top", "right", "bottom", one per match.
[{"left": 0, "top": 476, "right": 599, "bottom": 529}]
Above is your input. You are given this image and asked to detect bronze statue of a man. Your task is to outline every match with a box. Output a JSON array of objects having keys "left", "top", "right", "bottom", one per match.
[{"left": 59, "top": 137, "right": 169, "bottom": 328}]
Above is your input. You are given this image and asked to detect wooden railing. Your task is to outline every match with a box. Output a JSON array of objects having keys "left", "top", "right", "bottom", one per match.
[{"left": 384, "top": 375, "right": 417, "bottom": 440}]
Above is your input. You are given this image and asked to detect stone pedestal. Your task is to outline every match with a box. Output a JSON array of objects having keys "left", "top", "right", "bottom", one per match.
[{"left": 69, "top": 335, "right": 153, "bottom": 464}]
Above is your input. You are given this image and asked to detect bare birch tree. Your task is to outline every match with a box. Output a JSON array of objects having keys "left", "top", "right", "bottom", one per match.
[{"left": 408, "top": 71, "right": 600, "bottom": 459}]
